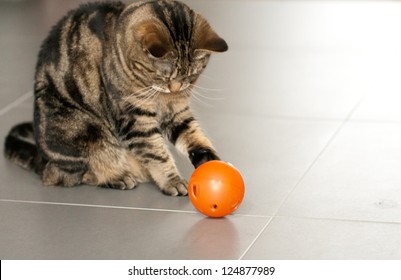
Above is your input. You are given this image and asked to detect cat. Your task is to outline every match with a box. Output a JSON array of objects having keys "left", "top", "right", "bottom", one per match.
[{"left": 4, "top": 0, "right": 228, "bottom": 196}]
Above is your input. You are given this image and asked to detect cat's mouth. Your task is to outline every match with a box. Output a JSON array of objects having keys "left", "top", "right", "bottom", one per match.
[{"left": 152, "top": 82, "right": 190, "bottom": 94}]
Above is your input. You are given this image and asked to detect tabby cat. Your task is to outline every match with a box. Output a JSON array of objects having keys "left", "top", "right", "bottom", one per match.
[{"left": 4, "top": 0, "right": 228, "bottom": 196}]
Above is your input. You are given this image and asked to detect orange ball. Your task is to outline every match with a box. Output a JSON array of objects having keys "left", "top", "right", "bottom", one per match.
[{"left": 188, "top": 160, "right": 245, "bottom": 218}]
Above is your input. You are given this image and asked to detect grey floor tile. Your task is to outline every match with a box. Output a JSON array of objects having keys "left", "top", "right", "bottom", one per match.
[
  {"left": 200, "top": 115, "right": 340, "bottom": 216},
  {"left": 243, "top": 216, "right": 401, "bottom": 260},
  {"left": 0, "top": 36, "right": 39, "bottom": 106},
  {"left": 278, "top": 122, "right": 401, "bottom": 223},
  {"left": 0, "top": 200, "right": 269, "bottom": 259}
]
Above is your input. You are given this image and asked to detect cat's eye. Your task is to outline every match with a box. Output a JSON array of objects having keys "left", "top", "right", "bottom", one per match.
[
  {"left": 146, "top": 48, "right": 177, "bottom": 61},
  {"left": 146, "top": 43, "right": 169, "bottom": 58},
  {"left": 142, "top": 32, "right": 175, "bottom": 60}
]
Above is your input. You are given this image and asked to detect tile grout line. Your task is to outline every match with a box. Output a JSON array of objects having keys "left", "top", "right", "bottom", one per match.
[
  {"left": 238, "top": 92, "right": 369, "bottom": 260},
  {"left": 238, "top": 216, "right": 274, "bottom": 260},
  {"left": 203, "top": 103, "right": 401, "bottom": 126},
  {"left": 0, "top": 198, "right": 197, "bottom": 214},
  {"left": 238, "top": 212, "right": 401, "bottom": 260},
  {"left": 236, "top": 122, "right": 346, "bottom": 260},
  {"left": 271, "top": 91, "right": 369, "bottom": 215},
  {"left": 348, "top": 118, "right": 401, "bottom": 126},
  {"left": 0, "top": 198, "right": 270, "bottom": 219},
  {"left": 1, "top": 198, "right": 197, "bottom": 214},
  {"left": 0, "top": 91, "right": 32, "bottom": 116},
  {"left": 275, "top": 214, "right": 401, "bottom": 227}
]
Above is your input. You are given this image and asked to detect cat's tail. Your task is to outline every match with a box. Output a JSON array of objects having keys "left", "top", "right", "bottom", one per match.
[{"left": 4, "top": 122, "right": 45, "bottom": 174}]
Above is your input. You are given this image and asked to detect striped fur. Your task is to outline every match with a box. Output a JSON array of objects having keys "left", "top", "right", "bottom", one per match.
[{"left": 4, "top": 0, "right": 227, "bottom": 196}]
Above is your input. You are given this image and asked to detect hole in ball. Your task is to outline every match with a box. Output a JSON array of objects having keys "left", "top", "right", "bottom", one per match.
[
  {"left": 211, "top": 204, "right": 218, "bottom": 211},
  {"left": 192, "top": 184, "right": 198, "bottom": 198}
]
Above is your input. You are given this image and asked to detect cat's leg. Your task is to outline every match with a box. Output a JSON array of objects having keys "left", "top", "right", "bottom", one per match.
[
  {"left": 41, "top": 161, "right": 86, "bottom": 187},
  {"left": 130, "top": 133, "right": 188, "bottom": 196},
  {"left": 41, "top": 145, "right": 146, "bottom": 190},
  {"left": 145, "top": 151, "right": 188, "bottom": 196},
  {"left": 35, "top": 96, "right": 93, "bottom": 187},
  {"left": 35, "top": 96, "right": 147, "bottom": 189},
  {"left": 84, "top": 144, "right": 149, "bottom": 190},
  {"left": 39, "top": 129, "right": 148, "bottom": 190},
  {"left": 162, "top": 105, "right": 220, "bottom": 168},
  {"left": 121, "top": 115, "right": 188, "bottom": 196}
]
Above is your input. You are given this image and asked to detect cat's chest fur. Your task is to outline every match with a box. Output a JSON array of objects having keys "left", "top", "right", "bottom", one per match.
[{"left": 113, "top": 90, "right": 188, "bottom": 140}]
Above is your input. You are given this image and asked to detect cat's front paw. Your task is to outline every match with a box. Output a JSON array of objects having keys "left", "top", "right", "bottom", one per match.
[
  {"left": 99, "top": 174, "right": 138, "bottom": 190},
  {"left": 161, "top": 177, "right": 188, "bottom": 196},
  {"left": 189, "top": 148, "right": 220, "bottom": 168}
]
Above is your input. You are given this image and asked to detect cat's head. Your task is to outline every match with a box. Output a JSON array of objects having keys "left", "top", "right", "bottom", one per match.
[{"left": 117, "top": 0, "right": 227, "bottom": 94}]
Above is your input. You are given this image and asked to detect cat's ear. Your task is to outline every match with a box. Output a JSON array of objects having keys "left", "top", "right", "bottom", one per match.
[
  {"left": 136, "top": 21, "right": 172, "bottom": 58},
  {"left": 193, "top": 15, "right": 228, "bottom": 53}
]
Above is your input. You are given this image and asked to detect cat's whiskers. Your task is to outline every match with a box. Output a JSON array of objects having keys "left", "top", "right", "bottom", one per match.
[
  {"left": 134, "top": 88, "right": 159, "bottom": 108},
  {"left": 190, "top": 86, "right": 225, "bottom": 102},
  {"left": 192, "top": 83, "right": 224, "bottom": 93},
  {"left": 151, "top": 85, "right": 169, "bottom": 93},
  {"left": 185, "top": 88, "right": 213, "bottom": 108},
  {"left": 122, "top": 86, "right": 153, "bottom": 102},
  {"left": 192, "top": 82, "right": 226, "bottom": 102},
  {"left": 135, "top": 86, "right": 154, "bottom": 94},
  {"left": 122, "top": 86, "right": 156, "bottom": 111},
  {"left": 198, "top": 73, "right": 214, "bottom": 81}
]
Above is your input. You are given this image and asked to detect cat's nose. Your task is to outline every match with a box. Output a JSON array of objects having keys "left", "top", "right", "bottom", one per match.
[{"left": 169, "top": 81, "right": 182, "bottom": 93}]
